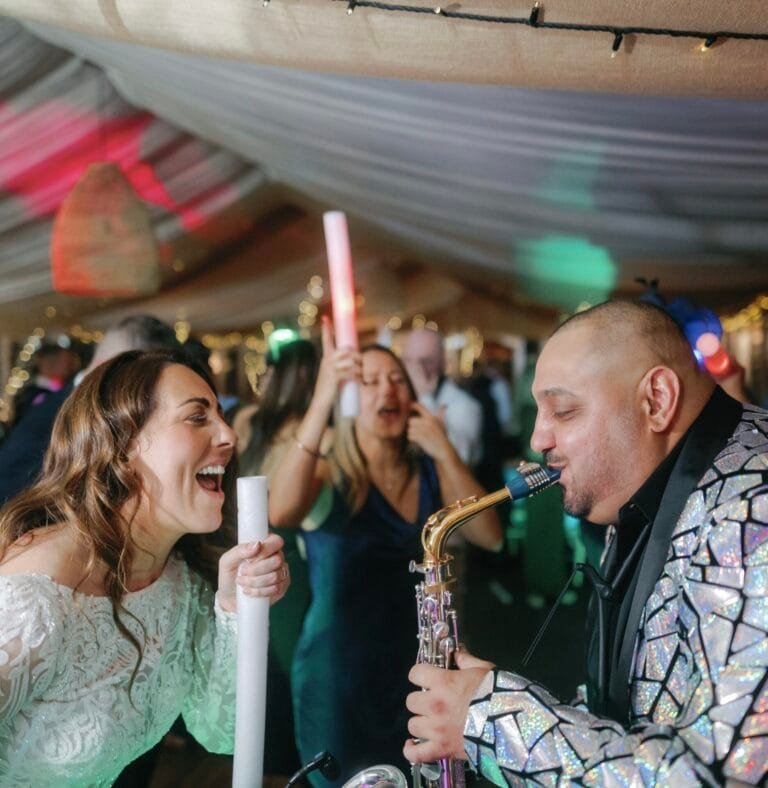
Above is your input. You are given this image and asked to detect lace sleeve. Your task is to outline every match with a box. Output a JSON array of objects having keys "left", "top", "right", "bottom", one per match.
[
  {"left": 464, "top": 512, "right": 768, "bottom": 786},
  {"left": 181, "top": 580, "right": 238, "bottom": 754},
  {"left": 0, "top": 575, "right": 65, "bottom": 724}
]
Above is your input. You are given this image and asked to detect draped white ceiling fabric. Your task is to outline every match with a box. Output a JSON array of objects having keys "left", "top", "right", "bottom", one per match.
[
  {"left": 1, "top": 11, "right": 768, "bottom": 337},
  {"left": 35, "top": 22, "right": 768, "bottom": 292}
]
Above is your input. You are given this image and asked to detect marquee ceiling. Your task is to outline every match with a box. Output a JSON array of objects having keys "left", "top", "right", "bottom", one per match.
[{"left": 0, "top": 4, "right": 767, "bottom": 340}]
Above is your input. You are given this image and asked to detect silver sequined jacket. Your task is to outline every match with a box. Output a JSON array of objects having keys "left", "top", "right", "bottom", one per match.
[{"left": 464, "top": 404, "right": 768, "bottom": 786}]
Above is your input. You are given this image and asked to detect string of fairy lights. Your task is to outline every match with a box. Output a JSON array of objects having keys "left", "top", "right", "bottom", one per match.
[
  {"left": 198, "top": 274, "right": 327, "bottom": 393},
  {"left": 0, "top": 269, "right": 489, "bottom": 420},
  {"left": 3, "top": 285, "right": 765, "bottom": 422},
  {"left": 722, "top": 293, "right": 768, "bottom": 333},
  {"left": 258, "top": 1, "right": 768, "bottom": 56},
  {"left": 0, "top": 329, "right": 47, "bottom": 423}
]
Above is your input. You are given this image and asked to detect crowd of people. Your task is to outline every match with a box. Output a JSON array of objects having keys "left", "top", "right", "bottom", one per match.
[{"left": 0, "top": 299, "right": 765, "bottom": 787}]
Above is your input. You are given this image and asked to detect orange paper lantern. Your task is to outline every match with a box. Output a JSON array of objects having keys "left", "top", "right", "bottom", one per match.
[{"left": 51, "top": 162, "right": 160, "bottom": 296}]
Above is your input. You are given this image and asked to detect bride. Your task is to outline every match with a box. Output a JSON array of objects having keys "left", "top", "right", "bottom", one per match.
[{"left": 0, "top": 348, "right": 289, "bottom": 787}]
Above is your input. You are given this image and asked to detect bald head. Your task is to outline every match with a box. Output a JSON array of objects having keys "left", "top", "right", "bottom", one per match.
[
  {"left": 403, "top": 328, "right": 445, "bottom": 379},
  {"left": 555, "top": 300, "right": 708, "bottom": 387},
  {"left": 86, "top": 315, "right": 180, "bottom": 373}
]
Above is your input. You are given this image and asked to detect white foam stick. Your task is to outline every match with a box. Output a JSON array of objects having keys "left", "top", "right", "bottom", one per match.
[
  {"left": 232, "top": 476, "right": 269, "bottom": 788},
  {"left": 323, "top": 210, "right": 360, "bottom": 418}
]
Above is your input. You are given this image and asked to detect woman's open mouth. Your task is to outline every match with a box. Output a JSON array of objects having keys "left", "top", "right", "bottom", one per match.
[{"left": 196, "top": 464, "right": 225, "bottom": 495}]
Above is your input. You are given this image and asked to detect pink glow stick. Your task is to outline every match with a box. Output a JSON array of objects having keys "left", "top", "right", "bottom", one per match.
[{"left": 323, "top": 211, "right": 359, "bottom": 417}]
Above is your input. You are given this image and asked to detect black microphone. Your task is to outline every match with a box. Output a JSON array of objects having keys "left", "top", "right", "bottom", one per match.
[{"left": 285, "top": 751, "right": 341, "bottom": 787}]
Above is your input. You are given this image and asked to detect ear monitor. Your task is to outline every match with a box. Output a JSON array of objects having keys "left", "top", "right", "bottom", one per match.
[{"left": 285, "top": 751, "right": 340, "bottom": 787}]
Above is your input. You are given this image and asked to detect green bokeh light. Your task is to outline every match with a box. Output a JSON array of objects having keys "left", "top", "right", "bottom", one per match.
[
  {"left": 267, "top": 327, "right": 300, "bottom": 362},
  {"left": 516, "top": 235, "right": 616, "bottom": 311}
]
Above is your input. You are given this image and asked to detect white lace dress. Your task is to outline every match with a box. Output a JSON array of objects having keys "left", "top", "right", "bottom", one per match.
[{"left": 0, "top": 555, "right": 237, "bottom": 787}]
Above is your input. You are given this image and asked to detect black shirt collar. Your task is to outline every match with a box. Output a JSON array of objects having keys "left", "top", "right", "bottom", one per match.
[
  {"left": 620, "top": 385, "right": 743, "bottom": 528},
  {"left": 621, "top": 438, "right": 683, "bottom": 527},
  {"left": 613, "top": 436, "right": 685, "bottom": 569},
  {"left": 606, "top": 385, "right": 744, "bottom": 720},
  {"left": 587, "top": 385, "right": 745, "bottom": 722}
]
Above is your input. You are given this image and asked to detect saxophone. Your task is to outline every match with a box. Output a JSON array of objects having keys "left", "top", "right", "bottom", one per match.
[
  {"left": 408, "top": 461, "right": 561, "bottom": 788},
  {"left": 340, "top": 462, "right": 560, "bottom": 788}
]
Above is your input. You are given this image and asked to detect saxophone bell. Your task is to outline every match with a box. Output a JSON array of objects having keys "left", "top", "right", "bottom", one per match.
[{"left": 342, "top": 764, "right": 408, "bottom": 788}]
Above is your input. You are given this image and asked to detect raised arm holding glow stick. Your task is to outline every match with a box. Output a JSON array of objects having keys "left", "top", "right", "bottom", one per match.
[
  {"left": 323, "top": 210, "right": 359, "bottom": 418},
  {"left": 232, "top": 476, "right": 270, "bottom": 788}
]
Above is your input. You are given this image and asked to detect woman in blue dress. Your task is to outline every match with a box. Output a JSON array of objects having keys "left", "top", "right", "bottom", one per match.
[{"left": 270, "top": 320, "right": 502, "bottom": 785}]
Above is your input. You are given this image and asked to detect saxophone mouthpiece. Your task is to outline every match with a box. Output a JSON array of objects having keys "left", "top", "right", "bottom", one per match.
[{"left": 505, "top": 461, "right": 561, "bottom": 500}]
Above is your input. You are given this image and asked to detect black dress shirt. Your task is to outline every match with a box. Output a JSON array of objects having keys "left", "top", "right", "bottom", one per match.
[
  {"left": 0, "top": 382, "right": 73, "bottom": 506},
  {"left": 584, "top": 386, "right": 744, "bottom": 723}
]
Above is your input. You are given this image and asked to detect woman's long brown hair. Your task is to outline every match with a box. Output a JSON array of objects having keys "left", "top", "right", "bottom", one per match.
[{"left": 0, "top": 349, "right": 236, "bottom": 686}]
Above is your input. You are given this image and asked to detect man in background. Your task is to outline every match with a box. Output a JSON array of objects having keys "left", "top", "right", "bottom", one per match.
[
  {"left": 11, "top": 343, "right": 81, "bottom": 426},
  {"left": 0, "top": 314, "right": 180, "bottom": 506},
  {"left": 402, "top": 328, "right": 483, "bottom": 467}
]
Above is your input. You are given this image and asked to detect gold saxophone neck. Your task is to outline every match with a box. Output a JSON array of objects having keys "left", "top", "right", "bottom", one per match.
[
  {"left": 420, "top": 487, "right": 512, "bottom": 565},
  {"left": 419, "top": 462, "right": 561, "bottom": 566}
]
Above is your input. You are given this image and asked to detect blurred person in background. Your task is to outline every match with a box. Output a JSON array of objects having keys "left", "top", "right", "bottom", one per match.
[
  {"left": 402, "top": 328, "right": 483, "bottom": 468},
  {"left": 11, "top": 343, "right": 81, "bottom": 427},
  {"left": 0, "top": 315, "right": 181, "bottom": 507},
  {"left": 466, "top": 346, "right": 517, "bottom": 499}
]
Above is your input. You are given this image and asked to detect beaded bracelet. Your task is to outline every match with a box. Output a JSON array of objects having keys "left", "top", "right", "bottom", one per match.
[{"left": 294, "top": 435, "right": 324, "bottom": 459}]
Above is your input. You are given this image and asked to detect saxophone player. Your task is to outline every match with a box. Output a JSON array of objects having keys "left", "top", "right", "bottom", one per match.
[{"left": 405, "top": 300, "right": 768, "bottom": 786}]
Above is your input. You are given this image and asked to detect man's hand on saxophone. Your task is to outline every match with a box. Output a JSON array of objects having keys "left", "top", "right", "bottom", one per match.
[{"left": 404, "top": 649, "right": 495, "bottom": 764}]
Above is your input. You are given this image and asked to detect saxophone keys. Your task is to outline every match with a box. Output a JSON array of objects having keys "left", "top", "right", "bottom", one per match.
[{"left": 432, "top": 621, "right": 450, "bottom": 640}]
